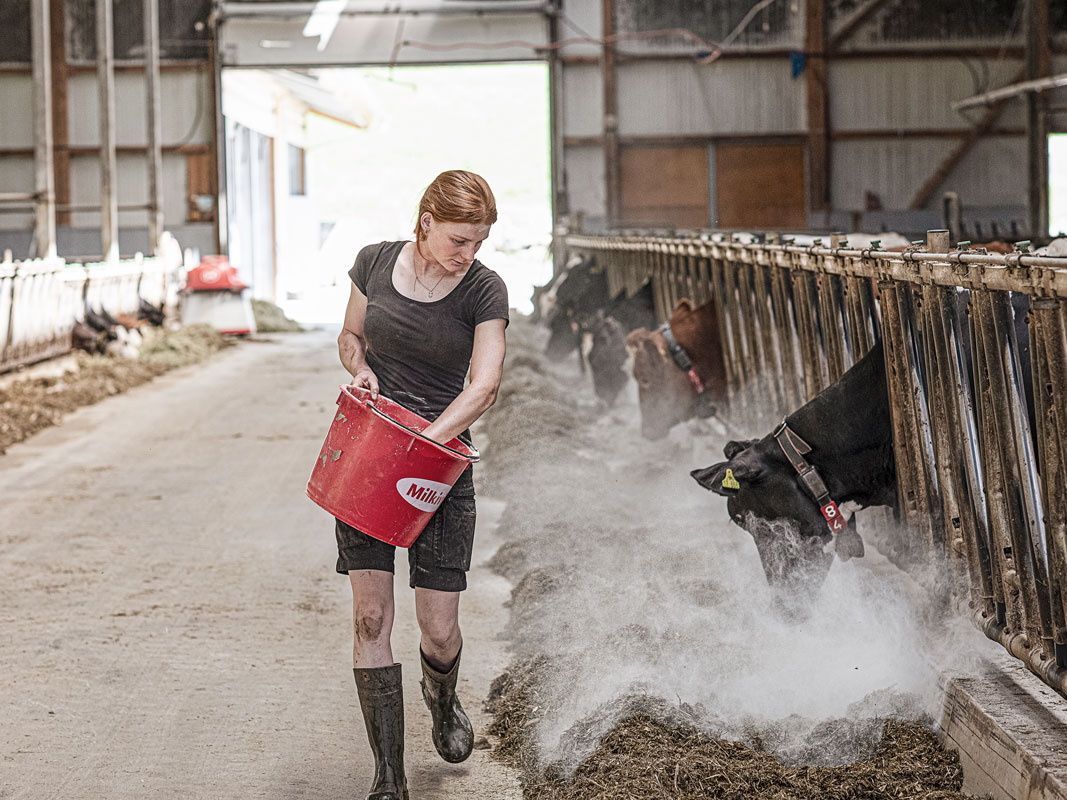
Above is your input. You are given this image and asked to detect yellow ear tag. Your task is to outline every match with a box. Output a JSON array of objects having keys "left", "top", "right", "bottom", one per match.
[{"left": 721, "top": 468, "right": 740, "bottom": 491}]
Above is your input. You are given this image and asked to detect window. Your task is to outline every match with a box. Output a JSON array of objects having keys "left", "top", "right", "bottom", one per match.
[{"left": 289, "top": 145, "right": 306, "bottom": 196}]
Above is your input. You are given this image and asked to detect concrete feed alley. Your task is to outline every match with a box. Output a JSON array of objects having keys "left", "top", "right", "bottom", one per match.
[{"left": 0, "top": 329, "right": 519, "bottom": 799}]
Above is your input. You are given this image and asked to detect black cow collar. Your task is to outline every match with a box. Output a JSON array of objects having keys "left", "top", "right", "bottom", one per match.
[
  {"left": 772, "top": 422, "right": 848, "bottom": 535},
  {"left": 658, "top": 322, "right": 706, "bottom": 394}
]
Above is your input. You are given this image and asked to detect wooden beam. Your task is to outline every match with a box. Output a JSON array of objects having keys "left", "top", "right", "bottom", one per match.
[
  {"left": 49, "top": 0, "right": 70, "bottom": 226},
  {"left": 564, "top": 133, "right": 808, "bottom": 148},
  {"left": 1027, "top": 0, "right": 1051, "bottom": 236},
  {"left": 601, "top": 0, "right": 620, "bottom": 226},
  {"left": 909, "top": 69, "right": 1026, "bottom": 210},
  {"left": 832, "top": 127, "right": 1026, "bottom": 140},
  {"left": 806, "top": 0, "right": 830, "bottom": 212}
]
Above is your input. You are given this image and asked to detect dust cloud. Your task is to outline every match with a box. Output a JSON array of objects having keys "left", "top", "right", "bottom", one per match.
[{"left": 480, "top": 316, "right": 997, "bottom": 776}]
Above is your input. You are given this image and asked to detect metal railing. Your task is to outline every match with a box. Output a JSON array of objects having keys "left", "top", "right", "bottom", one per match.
[
  {"left": 565, "top": 228, "right": 1067, "bottom": 696},
  {"left": 0, "top": 244, "right": 178, "bottom": 374}
]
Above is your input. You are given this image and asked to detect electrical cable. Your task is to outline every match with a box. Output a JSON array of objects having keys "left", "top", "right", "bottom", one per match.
[{"left": 387, "top": 0, "right": 790, "bottom": 66}]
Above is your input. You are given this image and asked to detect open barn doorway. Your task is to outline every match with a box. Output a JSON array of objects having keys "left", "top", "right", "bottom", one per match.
[
  {"left": 220, "top": 62, "right": 552, "bottom": 321},
  {"left": 1051, "top": 134, "right": 1067, "bottom": 239}
]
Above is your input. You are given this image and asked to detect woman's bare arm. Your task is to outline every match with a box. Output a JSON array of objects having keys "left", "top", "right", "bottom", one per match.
[
  {"left": 337, "top": 284, "right": 379, "bottom": 398},
  {"left": 421, "top": 318, "right": 506, "bottom": 445}
]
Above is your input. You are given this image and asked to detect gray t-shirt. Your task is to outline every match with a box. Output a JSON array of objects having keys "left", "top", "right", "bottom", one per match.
[{"left": 349, "top": 240, "right": 509, "bottom": 421}]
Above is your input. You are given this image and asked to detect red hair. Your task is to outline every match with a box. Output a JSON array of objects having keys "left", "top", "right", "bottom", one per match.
[{"left": 414, "top": 170, "right": 497, "bottom": 243}]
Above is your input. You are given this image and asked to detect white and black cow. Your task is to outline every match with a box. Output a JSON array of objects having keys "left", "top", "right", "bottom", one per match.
[
  {"left": 690, "top": 288, "right": 1035, "bottom": 600},
  {"left": 543, "top": 256, "right": 656, "bottom": 405},
  {"left": 691, "top": 340, "right": 894, "bottom": 596}
]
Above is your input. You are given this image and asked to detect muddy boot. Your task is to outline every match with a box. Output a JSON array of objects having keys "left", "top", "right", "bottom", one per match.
[
  {"left": 354, "top": 665, "right": 409, "bottom": 800},
  {"left": 419, "top": 647, "right": 474, "bottom": 764}
]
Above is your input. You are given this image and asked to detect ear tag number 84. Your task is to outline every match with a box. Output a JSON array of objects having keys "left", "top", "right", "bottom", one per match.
[{"left": 721, "top": 468, "right": 740, "bottom": 491}]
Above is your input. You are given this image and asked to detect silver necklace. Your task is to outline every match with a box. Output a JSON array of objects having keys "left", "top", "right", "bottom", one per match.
[{"left": 413, "top": 264, "right": 446, "bottom": 298}]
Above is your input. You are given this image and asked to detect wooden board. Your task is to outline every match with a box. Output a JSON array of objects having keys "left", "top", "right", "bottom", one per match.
[
  {"left": 715, "top": 143, "right": 806, "bottom": 230},
  {"left": 940, "top": 655, "right": 1067, "bottom": 800},
  {"left": 621, "top": 145, "right": 708, "bottom": 229}
]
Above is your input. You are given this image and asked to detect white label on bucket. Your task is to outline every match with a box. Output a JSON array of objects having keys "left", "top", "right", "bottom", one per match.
[{"left": 396, "top": 478, "right": 453, "bottom": 512}]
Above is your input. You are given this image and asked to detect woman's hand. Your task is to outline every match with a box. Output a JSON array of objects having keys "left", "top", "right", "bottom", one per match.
[{"left": 350, "top": 367, "right": 379, "bottom": 400}]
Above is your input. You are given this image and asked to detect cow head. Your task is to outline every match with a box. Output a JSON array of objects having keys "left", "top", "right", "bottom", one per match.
[
  {"left": 626, "top": 300, "right": 712, "bottom": 440},
  {"left": 690, "top": 442, "right": 834, "bottom": 599}
]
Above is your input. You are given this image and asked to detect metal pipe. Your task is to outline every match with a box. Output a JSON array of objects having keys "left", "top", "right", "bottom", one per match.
[
  {"left": 96, "top": 0, "right": 119, "bottom": 261},
  {"left": 31, "top": 0, "right": 56, "bottom": 258},
  {"left": 952, "top": 71, "right": 1067, "bottom": 111},
  {"left": 217, "top": 0, "right": 550, "bottom": 18},
  {"left": 144, "top": 0, "right": 164, "bottom": 255}
]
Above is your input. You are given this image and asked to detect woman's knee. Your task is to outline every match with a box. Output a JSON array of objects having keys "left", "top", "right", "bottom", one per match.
[
  {"left": 353, "top": 603, "right": 391, "bottom": 643},
  {"left": 419, "top": 618, "right": 460, "bottom": 652}
]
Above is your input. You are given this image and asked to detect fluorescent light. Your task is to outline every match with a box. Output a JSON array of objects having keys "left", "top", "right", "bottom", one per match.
[{"left": 302, "top": 0, "right": 347, "bottom": 51}]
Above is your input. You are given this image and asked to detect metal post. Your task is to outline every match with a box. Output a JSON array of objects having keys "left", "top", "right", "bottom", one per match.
[
  {"left": 725, "top": 260, "right": 756, "bottom": 389},
  {"left": 942, "top": 192, "right": 962, "bottom": 244},
  {"left": 211, "top": 8, "right": 228, "bottom": 255},
  {"left": 736, "top": 263, "right": 766, "bottom": 386},
  {"left": 770, "top": 264, "right": 804, "bottom": 410},
  {"left": 1026, "top": 0, "right": 1051, "bottom": 237},
  {"left": 878, "top": 270, "right": 938, "bottom": 552},
  {"left": 96, "top": 0, "right": 119, "bottom": 261},
  {"left": 144, "top": 0, "right": 164, "bottom": 255},
  {"left": 1028, "top": 296, "right": 1067, "bottom": 667},
  {"left": 973, "top": 292, "right": 1045, "bottom": 661},
  {"left": 709, "top": 256, "right": 740, "bottom": 395},
  {"left": 30, "top": 8, "right": 56, "bottom": 258},
  {"left": 601, "top": 0, "right": 620, "bottom": 227},
  {"left": 31, "top": 0, "right": 56, "bottom": 259},
  {"left": 752, "top": 263, "right": 785, "bottom": 414},
  {"left": 791, "top": 267, "right": 825, "bottom": 400},
  {"left": 816, "top": 272, "right": 848, "bottom": 382}
]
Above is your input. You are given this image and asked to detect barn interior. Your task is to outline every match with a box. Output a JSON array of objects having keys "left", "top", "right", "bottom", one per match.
[{"left": 3, "top": 2, "right": 1067, "bottom": 799}]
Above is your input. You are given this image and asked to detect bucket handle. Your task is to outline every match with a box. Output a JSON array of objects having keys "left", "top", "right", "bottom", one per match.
[{"left": 343, "top": 384, "right": 480, "bottom": 463}]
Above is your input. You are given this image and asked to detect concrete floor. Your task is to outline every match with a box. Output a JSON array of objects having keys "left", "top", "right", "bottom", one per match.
[{"left": 0, "top": 329, "right": 521, "bottom": 799}]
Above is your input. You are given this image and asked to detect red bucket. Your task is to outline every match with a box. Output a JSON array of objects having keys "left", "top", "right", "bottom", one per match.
[{"left": 306, "top": 385, "right": 479, "bottom": 547}]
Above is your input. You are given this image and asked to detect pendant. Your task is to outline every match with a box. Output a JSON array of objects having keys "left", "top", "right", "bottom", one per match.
[{"left": 428, "top": 289, "right": 434, "bottom": 298}]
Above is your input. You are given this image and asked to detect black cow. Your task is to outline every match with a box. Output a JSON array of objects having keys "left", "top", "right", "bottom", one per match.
[
  {"left": 544, "top": 256, "right": 610, "bottom": 362},
  {"left": 690, "top": 288, "right": 1035, "bottom": 601},
  {"left": 585, "top": 282, "right": 658, "bottom": 406},
  {"left": 691, "top": 340, "right": 894, "bottom": 597}
]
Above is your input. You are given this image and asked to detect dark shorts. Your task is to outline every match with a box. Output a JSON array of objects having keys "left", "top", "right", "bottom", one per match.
[{"left": 334, "top": 468, "right": 476, "bottom": 592}]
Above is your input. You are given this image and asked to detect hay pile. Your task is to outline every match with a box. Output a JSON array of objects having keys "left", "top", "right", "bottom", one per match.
[
  {"left": 480, "top": 315, "right": 971, "bottom": 800},
  {"left": 0, "top": 324, "right": 230, "bottom": 454},
  {"left": 486, "top": 659, "right": 966, "bottom": 800},
  {"left": 251, "top": 299, "right": 303, "bottom": 332}
]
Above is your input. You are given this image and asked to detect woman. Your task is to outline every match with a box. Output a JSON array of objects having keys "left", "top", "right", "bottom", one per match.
[{"left": 336, "top": 170, "right": 508, "bottom": 800}]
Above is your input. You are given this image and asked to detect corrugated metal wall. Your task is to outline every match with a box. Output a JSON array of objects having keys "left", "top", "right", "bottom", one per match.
[
  {"left": 558, "top": 0, "right": 1061, "bottom": 236},
  {"left": 0, "top": 0, "right": 214, "bottom": 259}
]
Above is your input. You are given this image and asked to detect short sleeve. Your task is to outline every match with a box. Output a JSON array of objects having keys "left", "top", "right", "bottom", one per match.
[
  {"left": 348, "top": 242, "right": 384, "bottom": 295},
  {"left": 472, "top": 268, "right": 510, "bottom": 328}
]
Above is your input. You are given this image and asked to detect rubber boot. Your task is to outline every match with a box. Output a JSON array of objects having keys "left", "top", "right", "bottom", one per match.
[
  {"left": 354, "top": 665, "right": 409, "bottom": 800},
  {"left": 419, "top": 647, "right": 474, "bottom": 763}
]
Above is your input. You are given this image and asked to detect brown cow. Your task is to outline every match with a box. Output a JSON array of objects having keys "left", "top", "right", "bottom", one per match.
[{"left": 625, "top": 298, "right": 727, "bottom": 440}]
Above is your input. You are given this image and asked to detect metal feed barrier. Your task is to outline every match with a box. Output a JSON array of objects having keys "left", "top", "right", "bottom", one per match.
[
  {"left": 0, "top": 249, "right": 175, "bottom": 374},
  {"left": 565, "top": 229, "right": 1067, "bottom": 697}
]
